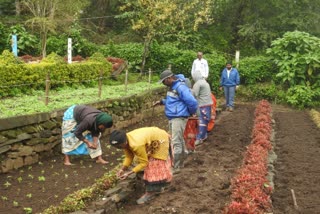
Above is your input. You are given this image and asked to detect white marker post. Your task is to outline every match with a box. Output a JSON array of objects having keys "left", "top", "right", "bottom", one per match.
[
  {"left": 235, "top": 50, "right": 240, "bottom": 69},
  {"left": 67, "top": 38, "right": 72, "bottom": 64}
]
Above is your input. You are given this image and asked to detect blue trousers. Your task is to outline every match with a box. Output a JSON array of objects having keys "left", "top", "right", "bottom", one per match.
[
  {"left": 223, "top": 86, "right": 236, "bottom": 107},
  {"left": 196, "top": 106, "right": 211, "bottom": 140}
]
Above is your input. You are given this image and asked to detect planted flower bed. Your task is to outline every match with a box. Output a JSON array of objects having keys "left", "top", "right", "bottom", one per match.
[{"left": 225, "top": 100, "right": 273, "bottom": 213}]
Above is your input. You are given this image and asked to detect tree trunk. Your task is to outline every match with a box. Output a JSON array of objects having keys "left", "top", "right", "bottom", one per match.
[
  {"left": 15, "top": 0, "right": 21, "bottom": 16},
  {"left": 140, "top": 37, "right": 152, "bottom": 75}
]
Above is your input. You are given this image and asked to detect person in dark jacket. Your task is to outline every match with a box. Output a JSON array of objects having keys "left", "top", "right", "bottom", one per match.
[
  {"left": 153, "top": 70, "right": 198, "bottom": 171},
  {"left": 219, "top": 62, "right": 240, "bottom": 112},
  {"left": 62, "top": 105, "right": 113, "bottom": 165}
]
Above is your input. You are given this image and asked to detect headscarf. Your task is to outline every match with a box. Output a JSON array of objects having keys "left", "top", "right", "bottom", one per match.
[
  {"left": 95, "top": 112, "right": 113, "bottom": 128},
  {"left": 109, "top": 130, "right": 127, "bottom": 146}
]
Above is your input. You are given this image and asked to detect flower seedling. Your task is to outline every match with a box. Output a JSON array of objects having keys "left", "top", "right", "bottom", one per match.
[
  {"left": 38, "top": 176, "right": 46, "bottom": 182},
  {"left": 13, "top": 200, "right": 19, "bottom": 207},
  {"left": 23, "top": 207, "right": 32, "bottom": 214},
  {"left": 17, "top": 177, "right": 23, "bottom": 183},
  {"left": 3, "top": 181, "right": 11, "bottom": 188}
]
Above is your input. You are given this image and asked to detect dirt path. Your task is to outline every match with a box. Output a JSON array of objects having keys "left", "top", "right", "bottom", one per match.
[
  {"left": 1, "top": 103, "right": 319, "bottom": 214},
  {"left": 272, "top": 107, "right": 320, "bottom": 214}
]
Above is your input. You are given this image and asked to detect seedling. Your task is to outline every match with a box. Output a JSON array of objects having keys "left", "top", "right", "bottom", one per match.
[
  {"left": 1, "top": 196, "right": 8, "bottom": 201},
  {"left": 13, "top": 200, "right": 19, "bottom": 207},
  {"left": 28, "top": 166, "right": 32, "bottom": 170},
  {"left": 64, "top": 174, "right": 69, "bottom": 179},
  {"left": 28, "top": 174, "right": 34, "bottom": 179},
  {"left": 41, "top": 170, "right": 45, "bottom": 174},
  {"left": 23, "top": 207, "right": 32, "bottom": 214},
  {"left": 3, "top": 181, "right": 11, "bottom": 188},
  {"left": 26, "top": 193, "right": 32, "bottom": 198},
  {"left": 38, "top": 176, "right": 46, "bottom": 182},
  {"left": 17, "top": 177, "right": 23, "bottom": 183},
  {"left": 38, "top": 161, "right": 43, "bottom": 165}
]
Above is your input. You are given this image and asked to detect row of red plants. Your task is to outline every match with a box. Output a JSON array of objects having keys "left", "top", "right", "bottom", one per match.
[{"left": 225, "top": 100, "right": 273, "bottom": 213}]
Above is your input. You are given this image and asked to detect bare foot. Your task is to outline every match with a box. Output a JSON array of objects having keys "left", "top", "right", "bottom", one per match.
[
  {"left": 96, "top": 159, "right": 109, "bottom": 164},
  {"left": 64, "top": 162, "right": 75, "bottom": 166}
]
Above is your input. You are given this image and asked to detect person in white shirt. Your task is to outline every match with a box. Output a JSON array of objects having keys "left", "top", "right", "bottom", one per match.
[{"left": 191, "top": 52, "right": 209, "bottom": 79}]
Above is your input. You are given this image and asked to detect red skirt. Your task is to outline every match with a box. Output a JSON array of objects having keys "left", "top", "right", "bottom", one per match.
[{"left": 143, "top": 157, "right": 172, "bottom": 184}]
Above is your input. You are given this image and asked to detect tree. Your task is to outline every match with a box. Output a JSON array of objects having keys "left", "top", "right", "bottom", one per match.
[
  {"left": 21, "top": 0, "right": 89, "bottom": 57},
  {"left": 117, "top": 0, "right": 214, "bottom": 73}
]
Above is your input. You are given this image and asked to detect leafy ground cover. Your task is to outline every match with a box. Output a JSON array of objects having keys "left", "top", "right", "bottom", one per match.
[
  {"left": 0, "top": 82, "right": 163, "bottom": 118},
  {"left": 0, "top": 103, "right": 319, "bottom": 213}
]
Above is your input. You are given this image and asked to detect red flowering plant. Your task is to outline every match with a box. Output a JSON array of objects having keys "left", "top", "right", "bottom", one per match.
[{"left": 225, "top": 100, "right": 273, "bottom": 213}]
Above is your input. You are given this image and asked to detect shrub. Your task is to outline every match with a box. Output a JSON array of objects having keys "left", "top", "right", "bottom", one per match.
[
  {"left": 0, "top": 50, "right": 22, "bottom": 65},
  {"left": 267, "top": 31, "right": 320, "bottom": 88},
  {"left": 238, "top": 56, "right": 275, "bottom": 85},
  {"left": 41, "top": 53, "right": 65, "bottom": 64},
  {"left": 285, "top": 85, "right": 320, "bottom": 109}
]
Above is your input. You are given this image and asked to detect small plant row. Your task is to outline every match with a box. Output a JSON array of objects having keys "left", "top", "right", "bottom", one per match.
[
  {"left": 42, "top": 167, "right": 120, "bottom": 214},
  {"left": 225, "top": 100, "right": 273, "bottom": 214},
  {"left": 309, "top": 109, "right": 320, "bottom": 129}
]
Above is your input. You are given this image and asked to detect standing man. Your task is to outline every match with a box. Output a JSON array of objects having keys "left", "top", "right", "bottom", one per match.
[
  {"left": 191, "top": 52, "right": 209, "bottom": 79},
  {"left": 219, "top": 62, "right": 240, "bottom": 112},
  {"left": 153, "top": 70, "right": 198, "bottom": 171}
]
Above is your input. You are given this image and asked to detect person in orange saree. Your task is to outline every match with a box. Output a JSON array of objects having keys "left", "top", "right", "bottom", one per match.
[{"left": 109, "top": 127, "right": 172, "bottom": 204}]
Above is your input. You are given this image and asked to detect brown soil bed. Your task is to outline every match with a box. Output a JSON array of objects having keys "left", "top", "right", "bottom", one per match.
[{"left": 0, "top": 103, "right": 319, "bottom": 214}]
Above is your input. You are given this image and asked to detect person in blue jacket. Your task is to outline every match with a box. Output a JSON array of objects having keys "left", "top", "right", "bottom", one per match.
[
  {"left": 153, "top": 70, "right": 198, "bottom": 171},
  {"left": 219, "top": 62, "right": 240, "bottom": 112}
]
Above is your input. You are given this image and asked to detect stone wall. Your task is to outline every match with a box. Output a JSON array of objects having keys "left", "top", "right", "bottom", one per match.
[{"left": 0, "top": 87, "right": 166, "bottom": 173}]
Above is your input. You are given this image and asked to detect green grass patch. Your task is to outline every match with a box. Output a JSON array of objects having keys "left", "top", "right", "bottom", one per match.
[{"left": 0, "top": 81, "right": 163, "bottom": 118}]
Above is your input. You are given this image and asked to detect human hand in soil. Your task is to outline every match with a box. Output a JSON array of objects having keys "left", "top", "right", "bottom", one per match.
[
  {"left": 117, "top": 169, "right": 125, "bottom": 177},
  {"left": 118, "top": 171, "right": 133, "bottom": 180}
]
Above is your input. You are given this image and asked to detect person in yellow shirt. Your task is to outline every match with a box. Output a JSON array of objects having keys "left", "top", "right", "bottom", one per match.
[{"left": 109, "top": 127, "right": 172, "bottom": 204}]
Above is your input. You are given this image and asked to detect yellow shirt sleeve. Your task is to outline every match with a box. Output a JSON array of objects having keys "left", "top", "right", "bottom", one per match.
[
  {"left": 122, "top": 149, "right": 134, "bottom": 168},
  {"left": 131, "top": 145, "right": 149, "bottom": 173}
]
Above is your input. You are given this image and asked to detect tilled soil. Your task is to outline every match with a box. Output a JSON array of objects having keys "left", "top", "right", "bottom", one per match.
[
  {"left": 0, "top": 103, "right": 319, "bottom": 214},
  {"left": 271, "top": 106, "right": 320, "bottom": 214}
]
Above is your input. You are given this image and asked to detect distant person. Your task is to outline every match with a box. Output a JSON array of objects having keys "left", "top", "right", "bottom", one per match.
[
  {"left": 109, "top": 127, "right": 172, "bottom": 204},
  {"left": 62, "top": 105, "right": 113, "bottom": 165},
  {"left": 153, "top": 70, "right": 198, "bottom": 171},
  {"left": 191, "top": 52, "right": 209, "bottom": 79},
  {"left": 192, "top": 71, "right": 213, "bottom": 146},
  {"left": 219, "top": 62, "right": 240, "bottom": 112}
]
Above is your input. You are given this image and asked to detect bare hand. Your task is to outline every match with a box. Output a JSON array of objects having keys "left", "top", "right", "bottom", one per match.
[
  {"left": 152, "top": 100, "right": 161, "bottom": 106},
  {"left": 118, "top": 172, "right": 129, "bottom": 180},
  {"left": 87, "top": 142, "right": 97, "bottom": 149},
  {"left": 116, "top": 169, "right": 124, "bottom": 177}
]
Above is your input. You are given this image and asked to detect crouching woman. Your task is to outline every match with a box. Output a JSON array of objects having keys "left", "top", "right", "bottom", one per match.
[
  {"left": 62, "top": 105, "right": 113, "bottom": 165},
  {"left": 109, "top": 127, "right": 172, "bottom": 204}
]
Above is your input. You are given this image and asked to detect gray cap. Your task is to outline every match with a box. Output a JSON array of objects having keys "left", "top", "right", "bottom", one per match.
[{"left": 159, "top": 70, "right": 174, "bottom": 83}]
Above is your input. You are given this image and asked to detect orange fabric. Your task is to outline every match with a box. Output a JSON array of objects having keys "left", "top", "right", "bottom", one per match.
[
  {"left": 183, "top": 93, "right": 216, "bottom": 151},
  {"left": 207, "top": 94, "right": 217, "bottom": 132},
  {"left": 183, "top": 118, "right": 198, "bottom": 151}
]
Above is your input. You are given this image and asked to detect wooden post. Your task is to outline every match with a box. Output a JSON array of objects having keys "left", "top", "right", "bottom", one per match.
[
  {"left": 125, "top": 68, "right": 128, "bottom": 93},
  {"left": 45, "top": 73, "right": 50, "bottom": 106},
  {"left": 168, "top": 64, "right": 172, "bottom": 71},
  {"left": 98, "top": 70, "right": 103, "bottom": 98},
  {"left": 235, "top": 50, "right": 240, "bottom": 69}
]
